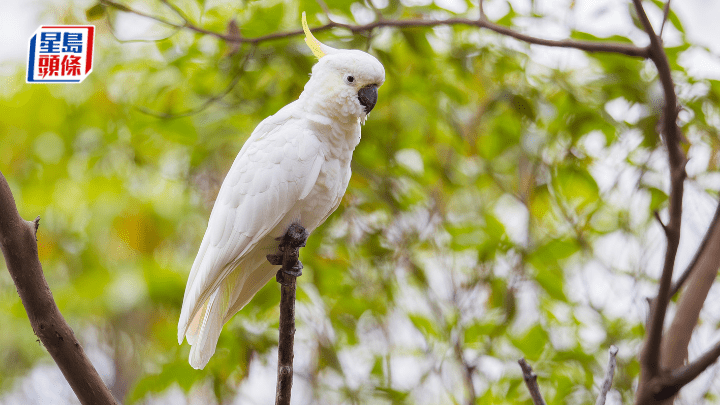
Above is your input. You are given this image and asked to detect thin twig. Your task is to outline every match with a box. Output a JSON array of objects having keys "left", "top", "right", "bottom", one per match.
[
  {"left": 659, "top": 0, "right": 672, "bottom": 38},
  {"left": 0, "top": 172, "right": 119, "bottom": 405},
  {"left": 595, "top": 345, "right": 619, "bottom": 405},
  {"left": 105, "top": 6, "right": 180, "bottom": 43},
  {"left": 99, "top": 0, "right": 649, "bottom": 58},
  {"left": 315, "top": 0, "right": 332, "bottom": 20},
  {"left": 159, "top": 0, "right": 192, "bottom": 24},
  {"left": 135, "top": 46, "right": 256, "bottom": 119},
  {"left": 653, "top": 210, "right": 668, "bottom": 236},
  {"left": 518, "top": 358, "right": 547, "bottom": 405},
  {"left": 453, "top": 337, "right": 477, "bottom": 405},
  {"left": 365, "top": 0, "right": 384, "bottom": 22}
]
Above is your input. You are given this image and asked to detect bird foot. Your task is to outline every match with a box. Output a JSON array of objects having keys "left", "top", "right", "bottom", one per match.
[{"left": 278, "top": 223, "right": 309, "bottom": 248}]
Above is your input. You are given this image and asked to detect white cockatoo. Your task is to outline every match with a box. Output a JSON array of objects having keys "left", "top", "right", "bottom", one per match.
[{"left": 178, "top": 13, "right": 385, "bottom": 369}]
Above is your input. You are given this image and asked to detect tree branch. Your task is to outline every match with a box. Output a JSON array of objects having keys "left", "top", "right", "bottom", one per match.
[
  {"left": 659, "top": 0, "right": 672, "bottom": 38},
  {"left": 454, "top": 335, "right": 477, "bottom": 405},
  {"left": 664, "top": 339, "right": 720, "bottom": 397},
  {"left": 656, "top": 198, "right": 720, "bottom": 404},
  {"left": 631, "top": 0, "right": 687, "bottom": 403},
  {"left": 653, "top": 210, "right": 668, "bottom": 236},
  {"left": 518, "top": 358, "right": 547, "bottom": 405},
  {"left": 0, "top": 172, "right": 118, "bottom": 405},
  {"left": 596, "top": 345, "right": 619, "bottom": 405},
  {"left": 267, "top": 223, "right": 308, "bottom": 405},
  {"left": 668, "top": 198, "right": 720, "bottom": 298},
  {"left": 99, "top": 0, "right": 649, "bottom": 58},
  {"left": 633, "top": 0, "right": 684, "bottom": 372}
]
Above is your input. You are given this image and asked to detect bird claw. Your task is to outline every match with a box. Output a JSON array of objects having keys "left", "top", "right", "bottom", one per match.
[
  {"left": 267, "top": 253, "right": 283, "bottom": 266},
  {"left": 269, "top": 223, "right": 308, "bottom": 285},
  {"left": 276, "top": 262, "right": 303, "bottom": 285},
  {"left": 279, "top": 261, "right": 303, "bottom": 278}
]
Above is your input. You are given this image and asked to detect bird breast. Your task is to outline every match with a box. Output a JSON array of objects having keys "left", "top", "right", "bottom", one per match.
[{"left": 297, "top": 153, "right": 349, "bottom": 232}]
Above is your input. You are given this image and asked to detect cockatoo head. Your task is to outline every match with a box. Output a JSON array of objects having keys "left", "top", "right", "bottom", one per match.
[{"left": 300, "top": 13, "right": 385, "bottom": 122}]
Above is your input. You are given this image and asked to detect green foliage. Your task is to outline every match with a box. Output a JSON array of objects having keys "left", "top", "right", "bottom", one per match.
[{"left": 1, "top": 0, "right": 717, "bottom": 404}]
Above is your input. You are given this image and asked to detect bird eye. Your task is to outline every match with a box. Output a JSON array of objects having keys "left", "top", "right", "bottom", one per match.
[{"left": 345, "top": 75, "right": 355, "bottom": 84}]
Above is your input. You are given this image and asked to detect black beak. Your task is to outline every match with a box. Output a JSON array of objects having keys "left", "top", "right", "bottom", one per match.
[{"left": 358, "top": 85, "right": 378, "bottom": 114}]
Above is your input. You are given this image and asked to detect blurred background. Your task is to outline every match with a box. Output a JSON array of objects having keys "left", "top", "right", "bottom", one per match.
[{"left": 2, "top": 0, "right": 720, "bottom": 404}]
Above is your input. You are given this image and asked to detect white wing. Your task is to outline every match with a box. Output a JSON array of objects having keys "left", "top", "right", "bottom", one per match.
[{"left": 178, "top": 102, "right": 324, "bottom": 366}]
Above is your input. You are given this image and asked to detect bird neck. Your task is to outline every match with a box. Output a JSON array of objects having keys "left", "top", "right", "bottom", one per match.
[{"left": 301, "top": 108, "right": 361, "bottom": 159}]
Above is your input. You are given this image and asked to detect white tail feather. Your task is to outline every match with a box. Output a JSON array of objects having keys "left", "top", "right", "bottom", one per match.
[
  {"left": 187, "top": 289, "right": 223, "bottom": 369},
  {"left": 179, "top": 247, "right": 280, "bottom": 369}
]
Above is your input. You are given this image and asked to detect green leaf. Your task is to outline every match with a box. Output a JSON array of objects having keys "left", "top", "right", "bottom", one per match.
[
  {"left": 648, "top": 186, "right": 668, "bottom": 211},
  {"left": 409, "top": 313, "right": 440, "bottom": 338},
  {"left": 534, "top": 266, "right": 568, "bottom": 301},
  {"left": 85, "top": 3, "right": 105, "bottom": 21},
  {"left": 511, "top": 94, "right": 536, "bottom": 120},
  {"left": 496, "top": 3, "right": 517, "bottom": 27},
  {"left": 553, "top": 166, "right": 600, "bottom": 212},
  {"left": 512, "top": 324, "right": 548, "bottom": 361}
]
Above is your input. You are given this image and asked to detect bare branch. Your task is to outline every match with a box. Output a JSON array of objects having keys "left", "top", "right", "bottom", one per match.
[
  {"left": 365, "top": 0, "right": 384, "bottom": 22},
  {"left": 454, "top": 337, "right": 477, "bottom": 405},
  {"left": 100, "top": 0, "right": 180, "bottom": 29},
  {"left": 268, "top": 224, "right": 308, "bottom": 405},
  {"left": 99, "top": 0, "right": 649, "bottom": 58},
  {"left": 315, "top": 0, "right": 332, "bottom": 21},
  {"left": 0, "top": 172, "right": 119, "bottom": 405},
  {"left": 518, "top": 358, "right": 547, "bottom": 405},
  {"left": 653, "top": 210, "right": 668, "bottom": 236},
  {"left": 631, "top": 0, "right": 688, "bottom": 403},
  {"left": 633, "top": 0, "right": 685, "bottom": 377},
  {"left": 657, "top": 197, "right": 720, "bottom": 404},
  {"left": 596, "top": 345, "right": 619, "bottom": 405},
  {"left": 159, "top": 0, "right": 191, "bottom": 25},
  {"left": 669, "top": 198, "right": 720, "bottom": 298},
  {"left": 662, "top": 340, "right": 720, "bottom": 399}
]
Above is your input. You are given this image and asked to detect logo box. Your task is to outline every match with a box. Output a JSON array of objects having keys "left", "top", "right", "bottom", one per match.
[{"left": 27, "top": 25, "right": 95, "bottom": 83}]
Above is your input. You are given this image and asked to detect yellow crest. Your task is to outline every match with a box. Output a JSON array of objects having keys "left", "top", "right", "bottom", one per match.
[{"left": 302, "top": 12, "right": 325, "bottom": 59}]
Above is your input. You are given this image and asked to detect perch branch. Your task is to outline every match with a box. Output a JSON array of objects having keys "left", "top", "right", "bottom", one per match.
[
  {"left": 518, "top": 358, "right": 547, "bottom": 405},
  {"left": 267, "top": 223, "right": 308, "bottom": 405},
  {"left": 0, "top": 172, "right": 118, "bottom": 405}
]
